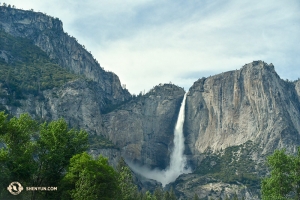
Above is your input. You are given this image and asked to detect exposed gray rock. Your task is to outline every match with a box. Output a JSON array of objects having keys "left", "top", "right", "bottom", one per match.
[
  {"left": 173, "top": 61, "right": 300, "bottom": 199},
  {"left": 89, "top": 148, "right": 121, "bottom": 168},
  {"left": 294, "top": 79, "right": 300, "bottom": 101},
  {"left": 102, "top": 84, "right": 185, "bottom": 169},
  {"left": 0, "top": 6, "right": 131, "bottom": 104},
  {"left": 3, "top": 79, "right": 104, "bottom": 135},
  {"left": 172, "top": 173, "right": 260, "bottom": 200},
  {"left": 185, "top": 61, "right": 300, "bottom": 159}
]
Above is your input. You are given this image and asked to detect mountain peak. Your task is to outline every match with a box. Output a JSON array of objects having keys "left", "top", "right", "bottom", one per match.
[
  {"left": 0, "top": 6, "right": 131, "bottom": 103},
  {"left": 241, "top": 60, "right": 275, "bottom": 72}
]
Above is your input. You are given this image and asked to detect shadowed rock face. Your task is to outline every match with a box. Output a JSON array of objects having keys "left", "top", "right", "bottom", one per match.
[
  {"left": 0, "top": 6, "right": 131, "bottom": 104},
  {"left": 102, "top": 84, "right": 185, "bottom": 169},
  {"left": 185, "top": 60, "right": 300, "bottom": 161}
]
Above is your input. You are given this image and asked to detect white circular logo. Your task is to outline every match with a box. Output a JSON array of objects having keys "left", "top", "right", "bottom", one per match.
[{"left": 7, "top": 182, "right": 23, "bottom": 195}]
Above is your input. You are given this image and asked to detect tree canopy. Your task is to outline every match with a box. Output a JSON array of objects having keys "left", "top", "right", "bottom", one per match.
[
  {"left": 0, "top": 111, "right": 88, "bottom": 199},
  {"left": 261, "top": 148, "right": 300, "bottom": 200},
  {"left": 0, "top": 111, "right": 180, "bottom": 199}
]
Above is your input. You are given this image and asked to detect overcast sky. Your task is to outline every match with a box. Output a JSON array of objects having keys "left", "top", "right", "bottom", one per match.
[{"left": 3, "top": 0, "right": 300, "bottom": 94}]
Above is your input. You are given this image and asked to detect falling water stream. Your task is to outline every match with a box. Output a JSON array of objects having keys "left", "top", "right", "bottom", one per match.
[{"left": 128, "top": 93, "right": 191, "bottom": 187}]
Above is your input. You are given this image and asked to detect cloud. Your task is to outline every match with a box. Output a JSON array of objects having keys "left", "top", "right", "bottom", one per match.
[{"left": 3, "top": 0, "right": 300, "bottom": 94}]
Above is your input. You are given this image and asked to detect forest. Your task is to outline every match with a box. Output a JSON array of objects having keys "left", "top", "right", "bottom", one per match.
[{"left": 0, "top": 111, "right": 181, "bottom": 200}]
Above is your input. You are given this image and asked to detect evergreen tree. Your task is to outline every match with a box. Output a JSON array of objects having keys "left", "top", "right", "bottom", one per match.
[
  {"left": 169, "top": 187, "right": 177, "bottom": 200},
  {"left": 261, "top": 148, "right": 300, "bottom": 199},
  {"left": 232, "top": 192, "right": 238, "bottom": 200},
  {"left": 164, "top": 191, "right": 170, "bottom": 200},
  {"left": 116, "top": 157, "right": 138, "bottom": 200},
  {"left": 154, "top": 187, "right": 164, "bottom": 200},
  {"left": 193, "top": 193, "right": 200, "bottom": 200}
]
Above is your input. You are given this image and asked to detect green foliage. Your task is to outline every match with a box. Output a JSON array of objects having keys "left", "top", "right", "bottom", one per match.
[
  {"left": 154, "top": 187, "right": 164, "bottom": 200},
  {"left": 116, "top": 158, "right": 138, "bottom": 200},
  {"left": 35, "top": 119, "right": 88, "bottom": 185},
  {"left": 62, "top": 152, "right": 118, "bottom": 200},
  {"left": 232, "top": 192, "right": 239, "bottom": 200},
  {"left": 195, "top": 142, "right": 260, "bottom": 187},
  {"left": 0, "top": 111, "right": 162, "bottom": 200},
  {"left": 0, "top": 112, "right": 38, "bottom": 199},
  {"left": 101, "top": 97, "right": 133, "bottom": 114},
  {"left": 0, "top": 111, "right": 89, "bottom": 199},
  {"left": 0, "top": 30, "right": 79, "bottom": 97},
  {"left": 144, "top": 191, "right": 156, "bottom": 200},
  {"left": 169, "top": 187, "right": 176, "bottom": 200},
  {"left": 163, "top": 191, "right": 170, "bottom": 200},
  {"left": 88, "top": 134, "right": 116, "bottom": 149},
  {"left": 193, "top": 193, "right": 200, "bottom": 200},
  {"left": 261, "top": 148, "right": 300, "bottom": 200}
]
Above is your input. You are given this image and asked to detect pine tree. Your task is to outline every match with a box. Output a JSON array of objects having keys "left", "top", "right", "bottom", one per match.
[
  {"left": 169, "top": 187, "right": 177, "bottom": 200},
  {"left": 193, "top": 193, "right": 200, "bottom": 200},
  {"left": 233, "top": 192, "right": 238, "bottom": 200},
  {"left": 116, "top": 157, "right": 138, "bottom": 200},
  {"left": 154, "top": 187, "right": 164, "bottom": 200}
]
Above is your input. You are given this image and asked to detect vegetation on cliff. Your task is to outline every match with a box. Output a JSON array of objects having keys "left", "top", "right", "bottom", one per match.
[
  {"left": 0, "top": 30, "right": 80, "bottom": 97},
  {"left": 195, "top": 141, "right": 261, "bottom": 188}
]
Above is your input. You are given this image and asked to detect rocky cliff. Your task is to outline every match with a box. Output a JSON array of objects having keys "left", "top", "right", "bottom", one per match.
[
  {"left": 172, "top": 61, "right": 300, "bottom": 199},
  {"left": 0, "top": 5, "right": 187, "bottom": 172},
  {"left": 102, "top": 84, "right": 185, "bottom": 169},
  {"left": 185, "top": 61, "right": 300, "bottom": 158},
  {"left": 0, "top": 6, "right": 130, "bottom": 104}
]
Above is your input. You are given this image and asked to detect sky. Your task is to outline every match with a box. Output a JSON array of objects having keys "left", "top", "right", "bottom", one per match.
[{"left": 2, "top": 0, "right": 300, "bottom": 94}]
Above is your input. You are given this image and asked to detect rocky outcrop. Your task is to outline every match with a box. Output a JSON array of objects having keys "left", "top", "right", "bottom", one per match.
[
  {"left": 0, "top": 6, "right": 130, "bottom": 104},
  {"left": 185, "top": 61, "right": 300, "bottom": 159},
  {"left": 1, "top": 79, "right": 104, "bottom": 135},
  {"left": 175, "top": 61, "right": 300, "bottom": 199},
  {"left": 102, "top": 84, "right": 185, "bottom": 169},
  {"left": 172, "top": 173, "right": 260, "bottom": 200},
  {"left": 294, "top": 79, "right": 300, "bottom": 101}
]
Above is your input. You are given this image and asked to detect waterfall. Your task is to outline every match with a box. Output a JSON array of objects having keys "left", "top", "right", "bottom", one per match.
[
  {"left": 167, "top": 92, "right": 190, "bottom": 180},
  {"left": 128, "top": 93, "right": 191, "bottom": 187}
]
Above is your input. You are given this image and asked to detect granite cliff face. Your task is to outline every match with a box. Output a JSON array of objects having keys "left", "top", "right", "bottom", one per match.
[
  {"left": 0, "top": 6, "right": 130, "bottom": 104},
  {"left": 102, "top": 84, "right": 185, "bottom": 169},
  {"left": 172, "top": 61, "right": 300, "bottom": 199},
  {"left": 7, "top": 80, "right": 104, "bottom": 135},
  {"left": 185, "top": 61, "right": 300, "bottom": 158}
]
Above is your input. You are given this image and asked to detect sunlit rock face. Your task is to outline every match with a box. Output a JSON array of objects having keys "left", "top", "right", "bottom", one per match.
[{"left": 185, "top": 61, "right": 300, "bottom": 160}]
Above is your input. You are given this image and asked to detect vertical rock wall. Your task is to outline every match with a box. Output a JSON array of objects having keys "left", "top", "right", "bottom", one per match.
[{"left": 185, "top": 61, "right": 300, "bottom": 160}]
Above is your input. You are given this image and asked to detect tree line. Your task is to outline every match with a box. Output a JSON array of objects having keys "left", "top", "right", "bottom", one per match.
[
  {"left": 0, "top": 111, "right": 187, "bottom": 200},
  {"left": 2, "top": 110, "right": 299, "bottom": 199}
]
